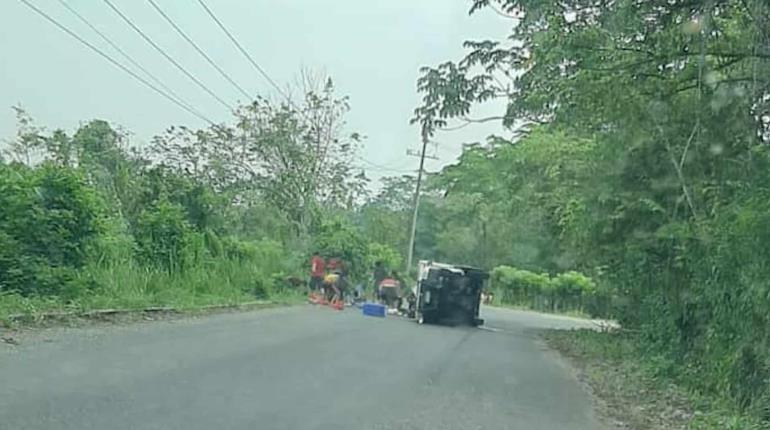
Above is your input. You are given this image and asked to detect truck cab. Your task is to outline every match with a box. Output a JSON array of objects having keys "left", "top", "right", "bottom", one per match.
[{"left": 414, "top": 261, "right": 487, "bottom": 326}]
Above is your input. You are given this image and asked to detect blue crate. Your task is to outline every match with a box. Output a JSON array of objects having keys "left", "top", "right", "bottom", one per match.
[{"left": 362, "top": 303, "right": 386, "bottom": 318}]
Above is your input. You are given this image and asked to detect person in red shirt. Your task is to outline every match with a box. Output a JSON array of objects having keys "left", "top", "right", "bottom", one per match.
[{"left": 309, "top": 253, "right": 325, "bottom": 292}]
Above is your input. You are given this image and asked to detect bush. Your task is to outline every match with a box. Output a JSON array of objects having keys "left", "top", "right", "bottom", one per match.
[
  {"left": 492, "top": 265, "right": 602, "bottom": 315},
  {"left": 311, "top": 216, "right": 368, "bottom": 279},
  {"left": 0, "top": 163, "right": 104, "bottom": 297},
  {"left": 366, "top": 242, "right": 402, "bottom": 272},
  {"left": 133, "top": 201, "right": 196, "bottom": 272},
  {"left": 553, "top": 271, "right": 595, "bottom": 311},
  {"left": 492, "top": 266, "right": 551, "bottom": 309}
]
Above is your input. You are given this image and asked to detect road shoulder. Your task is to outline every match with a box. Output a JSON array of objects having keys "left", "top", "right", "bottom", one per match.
[
  {"left": 541, "top": 329, "right": 767, "bottom": 430},
  {"left": 0, "top": 299, "right": 304, "bottom": 349}
]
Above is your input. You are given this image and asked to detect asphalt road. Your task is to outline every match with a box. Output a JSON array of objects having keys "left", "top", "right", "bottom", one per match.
[{"left": 1, "top": 306, "right": 605, "bottom": 430}]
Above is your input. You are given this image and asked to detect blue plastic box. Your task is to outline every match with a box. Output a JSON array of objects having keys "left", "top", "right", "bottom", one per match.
[{"left": 362, "top": 303, "right": 386, "bottom": 318}]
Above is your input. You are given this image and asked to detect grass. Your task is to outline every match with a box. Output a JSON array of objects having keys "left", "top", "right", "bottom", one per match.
[
  {"left": 0, "top": 258, "right": 306, "bottom": 326},
  {"left": 543, "top": 329, "right": 765, "bottom": 430}
]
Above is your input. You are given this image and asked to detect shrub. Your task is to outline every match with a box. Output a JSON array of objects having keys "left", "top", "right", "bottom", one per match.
[
  {"left": 133, "top": 201, "right": 195, "bottom": 272},
  {"left": 492, "top": 265, "right": 602, "bottom": 315},
  {"left": 311, "top": 216, "right": 368, "bottom": 279},
  {"left": 0, "top": 163, "right": 104, "bottom": 297},
  {"left": 366, "top": 242, "right": 402, "bottom": 272}
]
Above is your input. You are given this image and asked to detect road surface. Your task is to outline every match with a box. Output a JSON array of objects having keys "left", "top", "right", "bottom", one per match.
[{"left": 1, "top": 306, "right": 605, "bottom": 430}]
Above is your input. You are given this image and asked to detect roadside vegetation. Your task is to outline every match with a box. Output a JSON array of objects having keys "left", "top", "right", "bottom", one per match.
[
  {"left": 403, "top": 0, "right": 770, "bottom": 427},
  {"left": 0, "top": 76, "right": 399, "bottom": 324},
  {"left": 545, "top": 330, "right": 764, "bottom": 430}
]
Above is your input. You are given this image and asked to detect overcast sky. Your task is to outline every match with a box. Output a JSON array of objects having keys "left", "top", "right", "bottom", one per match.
[{"left": 1, "top": 0, "right": 511, "bottom": 185}]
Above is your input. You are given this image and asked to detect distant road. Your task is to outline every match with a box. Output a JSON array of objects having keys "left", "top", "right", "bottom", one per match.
[{"left": 1, "top": 306, "right": 603, "bottom": 430}]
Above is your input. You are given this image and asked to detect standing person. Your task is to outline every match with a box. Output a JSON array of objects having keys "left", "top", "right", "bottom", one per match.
[
  {"left": 378, "top": 273, "right": 401, "bottom": 309},
  {"left": 335, "top": 259, "right": 349, "bottom": 302},
  {"left": 390, "top": 270, "right": 407, "bottom": 310},
  {"left": 372, "top": 261, "right": 387, "bottom": 301},
  {"left": 327, "top": 257, "right": 340, "bottom": 273},
  {"left": 309, "top": 252, "right": 325, "bottom": 293}
]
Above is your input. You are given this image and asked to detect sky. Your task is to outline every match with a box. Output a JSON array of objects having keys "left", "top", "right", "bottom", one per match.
[{"left": 0, "top": 0, "right": 512, "bottom": 186}]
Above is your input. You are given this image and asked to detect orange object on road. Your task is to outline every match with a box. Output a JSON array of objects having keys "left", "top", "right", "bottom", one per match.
[{"left": 329, "top": 297, "right": 344, "bottom": 310}]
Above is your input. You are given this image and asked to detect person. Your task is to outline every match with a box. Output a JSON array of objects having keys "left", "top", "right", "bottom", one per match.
[
  {"left": 378, "top": 272, "right": 401, "bottom": 309},
  {"left": 372, "top": 261, "right": 387, "bottom": 301},
  {"left": 334, "top": 259, "right": 348, "bottom": 302},
  {"left": 309, "top": 252, "right": 325, "bottom": 293},
  {"left": 327, "top": 257, "right": 340, "bottom": 273},
  {"left": 323, "top": 271, "right": 342, "bottom": 306},
  {"left": 390, "top": 270, "right": 407, "bottom": 310}
]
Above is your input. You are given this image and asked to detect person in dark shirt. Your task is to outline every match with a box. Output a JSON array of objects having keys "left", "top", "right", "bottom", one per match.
[
  {"left": 378, "top": 272, "right": 401, "bottom": 308},
  {"left": 372, "top": 261, "right": 387, "bottom": 301}
]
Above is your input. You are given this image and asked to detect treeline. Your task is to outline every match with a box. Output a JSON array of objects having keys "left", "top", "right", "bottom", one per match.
[
  {"left": 0, "top": 77, "right": 401, "bottom": 318},
  {"left": 390, "top": 0, "right": 770, "bottom": 423}
]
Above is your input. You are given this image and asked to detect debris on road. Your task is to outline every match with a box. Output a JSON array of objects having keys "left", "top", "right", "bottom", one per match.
[{"left": 362, "top": 302, "right": 386, "bottom": 318}]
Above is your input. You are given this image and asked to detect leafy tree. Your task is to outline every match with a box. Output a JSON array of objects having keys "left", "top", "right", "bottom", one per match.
[{"left": 409, "top": 0, "right": 770, "bottom": 415}]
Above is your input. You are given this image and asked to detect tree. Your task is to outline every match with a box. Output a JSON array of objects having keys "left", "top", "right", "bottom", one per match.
[
  {"left": 150, "top": 73, "right": 367, "bottom": 233},
  {"left": 4, "top": 106, "right": 45, "bottom": 165},
  {"left": 410, "top": 0, "right": 770, "bottom": 414}
]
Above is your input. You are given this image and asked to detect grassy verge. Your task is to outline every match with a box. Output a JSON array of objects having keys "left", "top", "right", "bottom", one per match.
[
  {"left": 0, "top": 260, "right": 307, "bottom": 327},
  {"left": 543, "top": 330, "right": 764, "bottom": 430}
]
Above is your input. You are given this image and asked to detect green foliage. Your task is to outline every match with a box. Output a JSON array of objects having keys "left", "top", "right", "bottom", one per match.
[
  {"left": 311, "top": 215, "right": 368, "bottom": 279},
  {"left": 410, "top": 0, "right": 770, "bottom": 421},
  {"left": 133, "top": 201, "right": 197, "bottom": 272},
  {"left": 0, "top": 74, "right": 387, "bottom": 323},
  {"left": 0, "top": 162, "right": 104, "bottom": 297},
  {"left": 365, "top": 242, "right": 402, "bottom": 272},
  {"left": 492, "top": 266, "right": 603, "bottom": 315}
]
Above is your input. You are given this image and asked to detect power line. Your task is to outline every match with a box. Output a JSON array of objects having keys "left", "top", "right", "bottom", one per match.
[
  {"left": 145, "top": 0, "right": 253, "bottom": 102},
  {"left": 195, "top": 0, "right": 289, "bottom": 102},
  {"left": 18, "top": 0, "right": 217, "bottom": 125},
  {"left": 55, "top": 0, "right": 204, "bottom": 121},
  {"left": 356, "top": 164, "right": 413, "bottom": 174},
  {"left": 102, "top": 0, "right": 234, "bottom": 112},
  {"left": 355, "top": 156, "right": 414, "bottom": 174}
]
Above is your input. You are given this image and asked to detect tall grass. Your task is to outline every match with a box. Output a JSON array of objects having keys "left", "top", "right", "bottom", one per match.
[{"left": 0, "top": 257, "right": 300, "bottom": 323}]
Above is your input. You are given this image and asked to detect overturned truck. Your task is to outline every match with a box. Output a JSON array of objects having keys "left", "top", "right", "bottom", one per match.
[{"left": 414, "top": 261, "right": 488, "bottom": 327}]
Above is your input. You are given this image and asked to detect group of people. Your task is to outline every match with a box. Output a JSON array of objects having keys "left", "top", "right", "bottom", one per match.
[
  {"left": 307, "top": 254, "right": 408, "bottom": 310},
  {"left": 309, "top": 253, "right": 348, "bottom": 306}
]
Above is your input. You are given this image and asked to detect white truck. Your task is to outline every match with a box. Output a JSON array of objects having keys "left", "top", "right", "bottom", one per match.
[{"left": 413, "top": 260, "right": 487, "bottom": 326}]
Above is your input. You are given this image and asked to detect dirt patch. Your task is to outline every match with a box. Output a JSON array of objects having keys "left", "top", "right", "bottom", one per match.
[{"left": 542, "top": 330, "right": 695, "bottom": 430}]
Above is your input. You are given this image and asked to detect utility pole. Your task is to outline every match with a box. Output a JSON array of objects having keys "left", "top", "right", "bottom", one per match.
[{"left": 405, "top": 133, "right": 437, "bottom": 274}]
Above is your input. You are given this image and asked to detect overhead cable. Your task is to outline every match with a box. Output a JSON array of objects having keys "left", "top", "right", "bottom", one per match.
[
  {"left": 102, "top": 0, "right": 235, "bottom": 111},
  {"left": 145, "top": 0, "right": 253, "bottom": 101},
  {"left": 19, "top": 0, "right": 217, "bottom": 125},
  {"left": 55, "top": 0, "right": 202, "bottom": 119}
]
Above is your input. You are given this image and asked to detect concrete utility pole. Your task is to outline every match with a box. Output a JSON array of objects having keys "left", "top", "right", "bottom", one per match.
[{"left": 405, "top": 133, "right": 438, "bottom": 274}]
